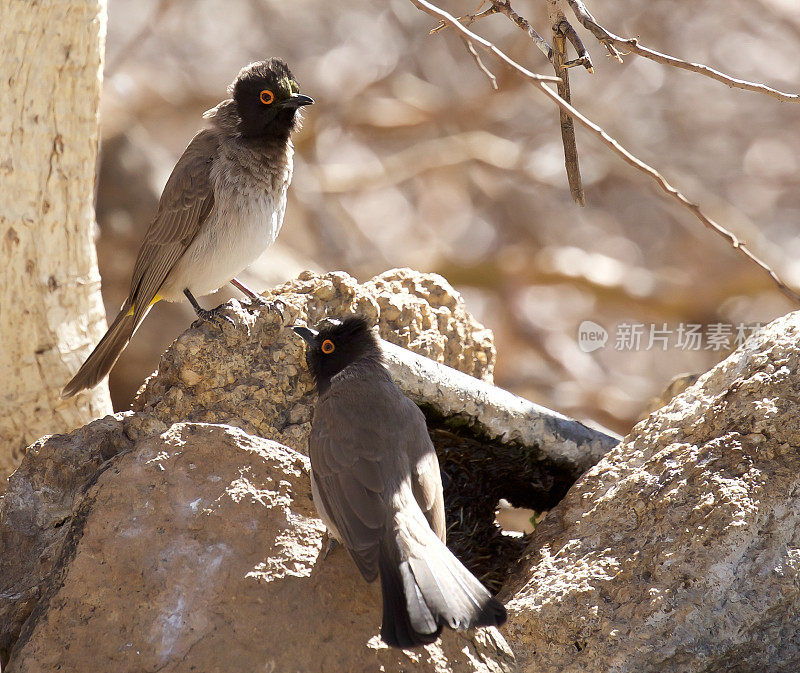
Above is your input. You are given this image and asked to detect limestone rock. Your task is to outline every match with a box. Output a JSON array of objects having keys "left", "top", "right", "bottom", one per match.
[
  {"left": 1, "top": 270, "right": 511, "bottom": 672},
  {"left": 363, "top": 268, "right": 495, "bottom": 379},
  {"left": 5, "top": 423, "right": 514, "bottom": 673},
  {"left": 501, "top": 312, "right": 800, "bottom": 673},
  {"left": 133, "top": 269, "right": 495, "bottom": 452},
  {"left": 0, "top": 414, "right": 133, "bottom": 661}
]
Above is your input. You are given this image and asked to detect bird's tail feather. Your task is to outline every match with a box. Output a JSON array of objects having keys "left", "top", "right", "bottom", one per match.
[
  {"left": 378, "top": 525, "right": 507, "bottom": 649},
  {"left": 61, "top": 302, "right": 137, "bottom": 398}
]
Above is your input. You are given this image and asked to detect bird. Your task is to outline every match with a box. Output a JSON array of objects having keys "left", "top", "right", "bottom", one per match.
[
  {"left": 293, "top": 316, "right": 507, "bottom": 648},
  {"left": 62, "top": 58, "right": 313, "bottom": 398}
]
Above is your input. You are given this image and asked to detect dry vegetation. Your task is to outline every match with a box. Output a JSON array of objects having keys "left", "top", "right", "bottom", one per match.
[{"left": 98, "top": 0, "right": 800, "bottom": 434}]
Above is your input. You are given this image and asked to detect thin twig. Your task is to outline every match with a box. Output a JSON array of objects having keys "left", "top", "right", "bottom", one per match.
[
  {"left": 566, "top": 0, "right": 800, "bottom": 102},
  {"left": 558, "top": 19, "right": 593, "bottom": 72},
  {"left": 489, "top": 0, "right": 553, "bottom": 62},
  {"left": 534, "top": 80, "right": 800, "bottom": 303},
  {"left": 465, "top": 40, "right": 498, "bottom": 89},
  {"left": 619, "top": 39, "right": 800, "bottom": 102},
  {"left": 411, "top": 0, "right": 800, "bottom": 304},
  {"left": 430, "top": 4, "right": 500, "bottom": 34},
  {"left": 410, "top": 0, "right": 560, "bottom": 83},
  {"left": 548, "top": 6, "right": 584, "bottom": 205},
  {"left": 563, "top": 0, "right": 622, "bottom": 61}
]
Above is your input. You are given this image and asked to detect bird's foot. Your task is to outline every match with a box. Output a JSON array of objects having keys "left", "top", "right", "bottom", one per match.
[
  {"left": 321, "top": 533, "right": 339, "bottom": 561},
  {"left": 245, "top": 295, "right": 286, "bottom": 320},
  {"left": 192, "top": 303, "right": 236, "bottom": 328},
  {"left": 184, "top": 288, "right": 236, "bottom": 328},
  {"left": 264, "top": 297, "right": 286, "bottom": 319}
]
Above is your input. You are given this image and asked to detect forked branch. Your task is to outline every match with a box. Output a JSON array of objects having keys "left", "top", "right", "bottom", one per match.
[
  {"left": 565, "top": 0, "right": 800, "bottom": 102},
  {"left": 409, "top": 0, "right": 800, "bottom": 303}
]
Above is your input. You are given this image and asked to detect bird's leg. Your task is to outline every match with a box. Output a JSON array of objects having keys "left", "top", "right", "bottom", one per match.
[
  {"left": 230, "top": 277, "right": 286, "bottom": 319},
  {"left": 230, "top": 277, "right": 264, "bottom": 304},
  {"left": 183, "top": 288, "right": 235, "bottom": 327}
]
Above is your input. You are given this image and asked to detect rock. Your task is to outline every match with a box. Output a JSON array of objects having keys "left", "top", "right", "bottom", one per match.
[
  {"left": 1, "top": 269, "right": 515, "bottom": 672},
  {"left": 133, "top": 269, "right": 496, "bottom": 452},
  {"left": 364, "top": 268, "right": 495, "bottom": 380},
  {"left": 5, "top": 423, "right": 515, "bottom": 673},
  {"left": 127, "top": 268, "right": 609, "bottom": 599},
  {"left": 640, "top": 372, "right": 700, "bottom": 419},
  {"left": 0, "top": 415, "right": 133, "bottom": 662},
  {"left": 500, "top": 312, "right": 800, "bottom": 673}
]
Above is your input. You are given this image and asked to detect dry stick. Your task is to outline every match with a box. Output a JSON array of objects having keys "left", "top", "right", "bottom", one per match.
[
  {"left": 534, "top": 80, "right": 800, "bottom": 303},
  {"left": 566, "top": 0, "right": 800, "bottom": 103},
  {"left": 430, "top": 4, "right": 500, "bottom": 34},
  {"left": 550, "top": 17, "right": 585, "bottom": 204},
  {"left": 464, "top": 40, "right": 499, "bottom": 89},
  {"left": 489, "top": 0, "right": 553, "bottom": 61},
  {"left": 409, "top": 0, "right": 560, "bottom": 83},
  {"left": 561, "top": 0, "right": 621, "bottom": 60},
  {"left": 409, "top": 0, "right": 800, "bottom": 304},
  {"left": 558, "top": 19, "right": 593, "bottom": 72}
]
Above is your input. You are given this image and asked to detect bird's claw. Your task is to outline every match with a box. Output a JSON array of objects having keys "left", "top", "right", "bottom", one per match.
[
  {"left": 193, "top": 305, "right": 236, "bottom": 328},
  {"left": 321, "top": 533, "right": 339, "bottom": 561},
  {"left": 265, "top": 297, "right": 286, "bottom": 319},
  {"left": 246, "top": 296, "right": 286, "bottom": 321},
  {"left": 244, "top": 294, "right": 268, "bottom": 308}
]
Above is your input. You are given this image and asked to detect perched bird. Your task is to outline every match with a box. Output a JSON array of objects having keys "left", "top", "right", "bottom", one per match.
[
  {"left": 293, "top": 316, "right": 507, "bottom": 648},
  {"left": 62, "top": 58, "right": 313, "bottom": 398}
]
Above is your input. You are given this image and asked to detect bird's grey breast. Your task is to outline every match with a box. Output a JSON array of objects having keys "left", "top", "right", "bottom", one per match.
[
  {"left": 172, "top": 140, "right": 293, "bottom": 297},
  {"left": 212, "top": 138, "right": 294, "bottom": 245}
]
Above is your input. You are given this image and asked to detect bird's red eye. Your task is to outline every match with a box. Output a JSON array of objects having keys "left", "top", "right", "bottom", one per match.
[
  {"left": 321, "top": 339, "right": 335, "bottom": 354},
  {"left": 259, "top": 89, "right": 274, "bottom": 105}
]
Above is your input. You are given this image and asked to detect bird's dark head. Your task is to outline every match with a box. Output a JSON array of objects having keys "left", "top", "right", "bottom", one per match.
[
  {"left": 293, "top": 316, "right": 382, "bottom": 392},
  {"left": 231, "top": 58, "right": 314, "bottom": 140}
]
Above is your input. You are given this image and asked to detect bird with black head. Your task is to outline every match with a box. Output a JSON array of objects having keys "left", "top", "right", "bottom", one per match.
[
  {"left": 293, "top": 316, "right": 507, "bottom": 649},
  {"left": 62, "top": 58, "right": 313, "bottom": 398}
]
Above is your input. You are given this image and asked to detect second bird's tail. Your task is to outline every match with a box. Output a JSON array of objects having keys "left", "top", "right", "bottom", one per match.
[
  {"left": 61, "top": 301, "right": 137, "bottom": 398},
  {"left": 378, "top": 523, "right": 507, "bottom": 649}
]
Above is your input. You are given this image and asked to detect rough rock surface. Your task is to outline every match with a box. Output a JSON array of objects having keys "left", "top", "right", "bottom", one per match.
[
  {"left": 5, "top": 423, "right": 514, "bottom": 673},
  {"left": 0, "top": 415, "right": 133, "bottom": 660},
  {"left": 500, "top": 312, "right": 800, "bottom": 673},
  {"left": 133, "top": 268, "right": 495, "bottom": 451},
  {"left": 1, "top": 269, "right": 509, "bottom": 672}
]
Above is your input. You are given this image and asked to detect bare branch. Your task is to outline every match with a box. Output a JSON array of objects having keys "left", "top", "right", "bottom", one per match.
[
  {"left": 558, "top": 19, "right": 593, "bottom": 72},
  {"left": 412, "top": 0, "right": 800, "bottom": 303},
  {"left": 534, "top": 80, "right": 800, "bottom": 303},
  {"left": 548, "top": 4, "right": 584, "bottom": 205},
  {"left": 409, "top": 0, "right": 561, "bottom": 83},
  {"left": 566, "top": 0, "right": 800, "bottom": 102},
  {"left": 563, "top": 0, "right": 622, "bottom": 61},
  {"left": 430, "top": 4, "right": 499, "bottom": 35},
  {"left": 489, "top": 1, "right": 553, "bottom": 62},
  {"left": 464, "top": 40, "right": 498, "bottom": 90}
]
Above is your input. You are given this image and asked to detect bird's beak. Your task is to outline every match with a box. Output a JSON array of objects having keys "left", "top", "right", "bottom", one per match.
[
  {"left": 292, "top": 324, "right": 319, "bottom": 345},
  {"left": 279, "top": 93, "right": 315, "bottom": 109}
]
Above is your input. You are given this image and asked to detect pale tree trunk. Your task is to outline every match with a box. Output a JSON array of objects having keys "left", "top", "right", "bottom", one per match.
[{"left": 0, "top": 0, "right": 113, "bottom": 486}]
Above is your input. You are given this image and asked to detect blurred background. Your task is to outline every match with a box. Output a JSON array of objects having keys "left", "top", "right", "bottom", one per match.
[{"left": 97, "top": 0, "right": 800, "bottom": 435}]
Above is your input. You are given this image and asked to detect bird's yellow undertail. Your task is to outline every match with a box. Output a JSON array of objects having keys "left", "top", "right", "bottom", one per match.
[{"left": 125, "top": 294, "right": 162, "bottom": 317}]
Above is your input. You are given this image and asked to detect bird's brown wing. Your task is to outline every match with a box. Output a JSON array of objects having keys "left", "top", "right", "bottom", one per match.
[
  {"left": 310, "top": 376, "right": 440, "bottom": 581},
  {"left": 128, "top": 129, "right": 218, "bottom": 325}
]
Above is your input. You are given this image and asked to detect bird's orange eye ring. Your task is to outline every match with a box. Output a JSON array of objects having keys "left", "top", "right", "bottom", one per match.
[
  {"left": 260, "top": 89, "right": 274, "bottom": 105},
  {"left": 321, "top": 339, "right": 335, "bottom": 354}
]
